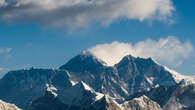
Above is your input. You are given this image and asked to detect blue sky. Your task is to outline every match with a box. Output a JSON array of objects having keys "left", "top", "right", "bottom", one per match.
[{"left": 0, "top": 0, "right": 195, "bottom": 76}]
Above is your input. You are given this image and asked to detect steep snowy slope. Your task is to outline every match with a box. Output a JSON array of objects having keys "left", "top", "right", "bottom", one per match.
[
  {"left": 88, "top": 95, "right": 123, "bottom": 110},
  {"left": 122, "top": 95, "right": 162, "bottom": 110},
  {"left": 0, "top": 100, "right": 21, "bottom": 110}
]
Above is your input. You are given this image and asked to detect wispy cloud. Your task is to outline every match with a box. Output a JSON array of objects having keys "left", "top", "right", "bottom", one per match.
[
  {"left": 0, "top": 0, "right": 175, "bottom": 28},
  {"left": 0, "top": 47, "right": 12, "bottom": 54},
  {"left": 133, "top": 37, "right": 193, "bottom": 65},
  {"left": 86, "top": 37, "right": 193, "bottom": 66},
  {"left": 0, "top": 47, "right": 12, "bottom": 59}
]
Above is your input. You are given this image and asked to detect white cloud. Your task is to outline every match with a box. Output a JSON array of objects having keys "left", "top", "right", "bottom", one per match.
[
  {"left": 86, "top": 37, "right": 193, "bottom": 66},
  {"left": 86, "top": 41, "right": 133, "bottom": 66},
  {"left": 5, "top": 48, "right": 12, "bottom": 53},
  {"left": 133, "top": 37, "right": 193, "bottom": 64},
  {"left": 0, "top": 0, "right": 175, "bottom": 28},
  {"left": 0, "top": 47, "right": 12, "bottom": 60},
  {"left": 0, "top": 47, "right": 12, "bottom": 54}
]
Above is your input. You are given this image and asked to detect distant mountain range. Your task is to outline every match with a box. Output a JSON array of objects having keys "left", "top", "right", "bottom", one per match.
[{"left": 0, "top": 52, "right": 195, "bottom": 110}]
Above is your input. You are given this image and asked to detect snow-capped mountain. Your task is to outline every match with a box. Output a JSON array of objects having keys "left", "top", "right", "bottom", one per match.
[
  {"left": 0, "top": 52, "right": 194, "bottom": 110},
  {"left": 59, "top": 53, "right": 185, "bottom": 100}
]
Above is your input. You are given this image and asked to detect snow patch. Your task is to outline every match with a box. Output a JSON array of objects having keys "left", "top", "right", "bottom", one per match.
[
  {"left": 145, "top": 77, "right": 154, "bottom": 85},
  {"left": 70, "top": 80, "right": 77, "bottom": 86},
  {"left": 46, "top": 83, "right": 58, "bottom": 97},
  {"left": 120, "top": 86, "right": 129, "bottom": 95},
  {"left": 163, "top": 66, "right": 185, "bottom": 83},
  {"left": 82, "top": 51, "right": 108, "bottom": 66},
  {"left": 95, "top": 93, "right": 104, "bottom": 101},
  {"left": 65, "top": 71, "right": 71, "bottom": 77},
  {"left": 80, "top": 81, "right": 93, "bottom": 91}
]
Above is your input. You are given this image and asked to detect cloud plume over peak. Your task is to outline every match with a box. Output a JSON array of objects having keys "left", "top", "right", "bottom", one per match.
[
  {"left": 0, "top": 0, "right": 175, "bottom": 28},
  {"left": 86, "top": 37, "right": 193, "bottom": 66}
]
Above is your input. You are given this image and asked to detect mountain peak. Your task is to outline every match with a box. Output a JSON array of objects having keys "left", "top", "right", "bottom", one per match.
[
  {"left": 115, "top": 54, "right": 158, "bottom": 67},
  {"left": 59, "top": 80, "right": 104, "bottom": 106},
  {"left": 115, "top": 54, "right": 136, "bottom": 66},
  {"left": 93, "top": 95, "right": 122, "bottom": 110},
  {"left": 59, "top": 52, "right": 107, "bottom": 72},
  {"left": 120, "top": 54, "right": 136, "bottom": 62},
  {"left": 122, "top": 95, "right": 162, "bottom": 110}
]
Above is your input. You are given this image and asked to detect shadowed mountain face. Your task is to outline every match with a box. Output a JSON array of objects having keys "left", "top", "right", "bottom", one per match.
[
  {"left": 115, "top": 55, "right": 177, "bottom": 93},
  {"left": 28, "top": 91, "right": 121, "bottom": 110},
  {"left": 59, "top": 53, "right": 106, "bottom": 73},
  {"left": 59, "top": 53, "right": 178, "bottom": 99},
  {"left": 0, "top": 53, "right": 194, "bottom": 110},
  {"left": 0, "top": 68, "right": 72, "bottom": 109},
  {"left": 27, "top": 91, "right": 68, "bottom": 110}
]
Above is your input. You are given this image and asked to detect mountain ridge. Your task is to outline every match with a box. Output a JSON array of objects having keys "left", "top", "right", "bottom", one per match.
[{"left": 0, "top": 52, "right": 195, "bottom": 110}]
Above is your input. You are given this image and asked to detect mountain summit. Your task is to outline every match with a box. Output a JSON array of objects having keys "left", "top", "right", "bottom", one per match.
[{"left": 59, "top": 52, "right": 107, "bottom": 73}]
